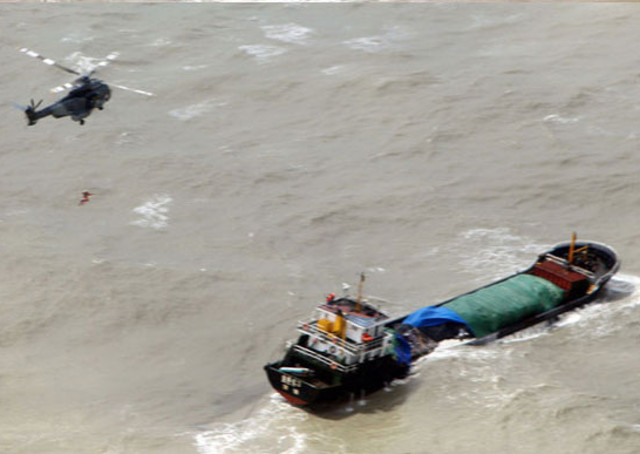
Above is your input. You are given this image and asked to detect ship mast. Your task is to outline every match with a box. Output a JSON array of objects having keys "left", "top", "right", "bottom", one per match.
[
  {"left": 568, "top": 232, "right": 577, "bottom": 264},
  {"left": 356, "top": 272, "right": 365, "bottom": 312}
]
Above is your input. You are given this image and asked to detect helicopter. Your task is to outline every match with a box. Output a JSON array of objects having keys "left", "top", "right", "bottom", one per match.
[{"left": 15, "top": 47, "right": 153, "bottom": 126}]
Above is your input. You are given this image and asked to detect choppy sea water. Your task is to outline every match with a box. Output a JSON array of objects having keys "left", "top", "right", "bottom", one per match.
[{"left": 2, "top": 3, "right": 640, "bottom": 454}]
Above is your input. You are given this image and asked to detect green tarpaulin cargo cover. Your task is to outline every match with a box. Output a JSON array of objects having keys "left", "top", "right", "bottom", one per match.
[{"left": 443, "top": 274, "right": 565, "bottom": 338}]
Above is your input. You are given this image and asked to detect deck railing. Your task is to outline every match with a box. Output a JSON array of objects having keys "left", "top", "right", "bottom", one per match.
[
  {"left": 292, "top": 345, "right": 360, "bottom": 374},
  {"left": 296, "top": 321, "right": 387, "bottom": 355},
  {"left": 545, "top": 254, "right": 596, "bottom": 278}
]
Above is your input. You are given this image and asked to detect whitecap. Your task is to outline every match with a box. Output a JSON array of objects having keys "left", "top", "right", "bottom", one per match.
[
  {"left": 169, "top": 101, "right": 213, "bottom": 121},
  {"left": 321, "top": 65, "right": 344, "bottom": 76},
  {"left": 543, "top": 114, "right": 580, "bottom": 125},
  {"left": 131, "top": 195, "right": 172, "bottom": 230},
  {"left": 238, "top": 44, "right": 286, "bottom": 61},
  {"left": 456, "top": 228, "right": 544, "bottom": 279},
  {"left": 344, "top": 36, "right": 386, "bottom": 53},
  {"left": 343, "top": 27, "right": 406, "bottom": 53},
  {"left": 150, "top": 37, "right": 172, "bottom": 47},
  {"left": 182, "top": 65, "right": 209, "bottom": 71},
  {"left": 61, "top": 33, "right": 94, "bottom": 44},
  {"left": 262, "top": 23, "right": 313, "bottom": 45}
]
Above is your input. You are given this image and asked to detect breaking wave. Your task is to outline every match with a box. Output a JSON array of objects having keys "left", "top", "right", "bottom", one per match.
[{"left": 193, "top": 395, "right": 347, "bottom": 454}]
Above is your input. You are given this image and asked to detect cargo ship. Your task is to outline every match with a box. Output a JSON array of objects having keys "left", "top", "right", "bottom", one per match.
[{"left": 264, "top": 236, "right": 620, "bottom": 407}]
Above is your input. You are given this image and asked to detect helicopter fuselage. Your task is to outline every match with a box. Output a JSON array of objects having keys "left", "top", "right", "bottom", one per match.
[{"left": 27, "top": 77, "right": 111, "bottom": 126}]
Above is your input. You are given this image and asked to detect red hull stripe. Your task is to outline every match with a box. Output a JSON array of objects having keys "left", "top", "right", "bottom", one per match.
[{"left": 276, "top": 389, "right": 309, "bottom": 406}]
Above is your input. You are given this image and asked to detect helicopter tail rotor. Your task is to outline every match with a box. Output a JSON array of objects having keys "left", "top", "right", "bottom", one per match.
[{"left": 23, "top": 99, "right": 42, "bottom": 126}]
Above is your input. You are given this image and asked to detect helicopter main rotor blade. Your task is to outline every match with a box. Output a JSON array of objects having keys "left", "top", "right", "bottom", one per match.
[
  {"left": 111, "top": 83, "right": 154, "bottom": 97},
  {"left": 49, "top": 52, "right": 121, "bottom": 93},
  {"left": 85, "top": 51, "right": 120, "bottom": 76},
  {"left": 51, "top": 82, "right": 76, "bottom": 94},
  {"left": 19, "top": 47, "right": 81, "bottom": 76},
  {"left": 99, "top": 51, "right": 120, "bottom": 66}
]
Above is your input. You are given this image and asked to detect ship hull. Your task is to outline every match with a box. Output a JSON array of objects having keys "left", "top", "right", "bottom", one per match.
[
  {"left": 265, "top": 356, "right": 409, "bottom": 407},
  {"left": 265, "top": 240, "right": 620, "bottom": 408}
]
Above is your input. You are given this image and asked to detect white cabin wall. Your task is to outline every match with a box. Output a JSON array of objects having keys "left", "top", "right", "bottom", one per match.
[{"left": 346, "top": 323, "right": 361, "bottom": 342}]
